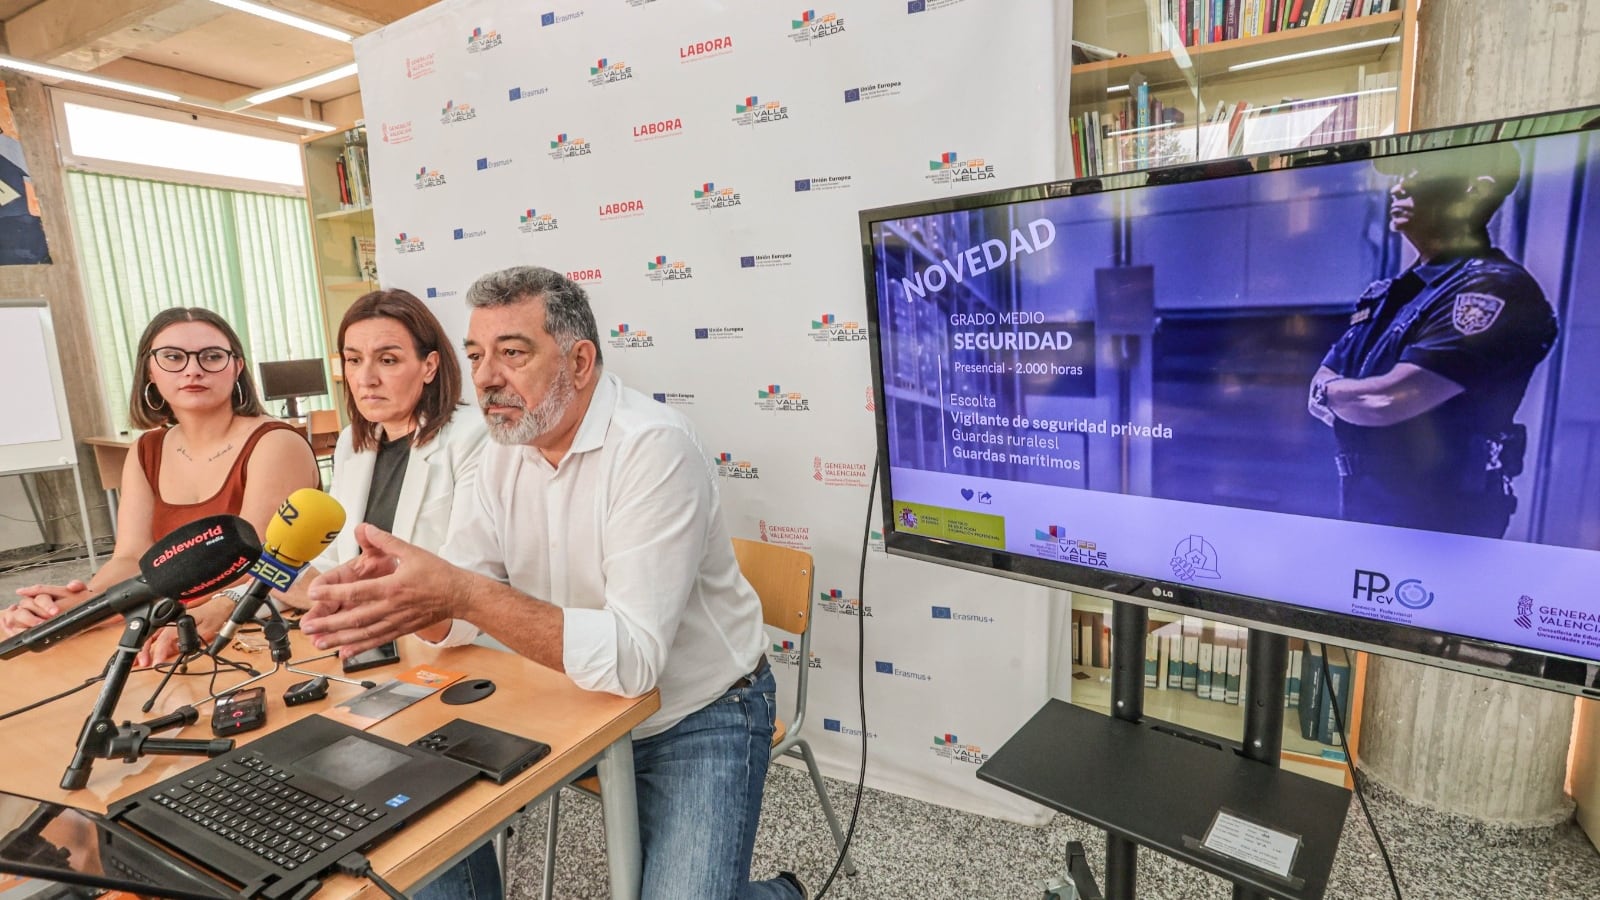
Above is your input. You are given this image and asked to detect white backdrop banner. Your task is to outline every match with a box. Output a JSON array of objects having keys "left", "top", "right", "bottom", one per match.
[{"left": 355, "top": 0, "right": 1066, "bottom": 822}]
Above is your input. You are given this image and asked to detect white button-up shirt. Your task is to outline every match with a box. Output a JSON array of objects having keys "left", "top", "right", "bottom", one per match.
[{"left": 435, "top": 372, "right": 766, "bottom": 736}]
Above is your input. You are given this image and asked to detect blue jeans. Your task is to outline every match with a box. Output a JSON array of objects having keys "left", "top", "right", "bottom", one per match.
[
  {"left": 414, "top": 841, "right": 502, "bottom": 900},
  {"left": 634, "top": 665, "right": 801, "bottom": 900}
]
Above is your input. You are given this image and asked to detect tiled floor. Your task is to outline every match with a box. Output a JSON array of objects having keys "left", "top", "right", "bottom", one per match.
[{"left": 4, "top": 557, "right": 1598, "bottom": 899}]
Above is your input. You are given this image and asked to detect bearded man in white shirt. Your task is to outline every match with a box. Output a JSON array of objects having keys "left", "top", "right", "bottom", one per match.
[{"left": 301, "top": 265, "right": 806, "bottom": 900}]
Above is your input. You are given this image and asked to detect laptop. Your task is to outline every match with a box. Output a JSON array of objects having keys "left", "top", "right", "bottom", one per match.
[
  {"left": 0, "top": 788, "right": 233, "bottom": 900},
  {"left": 106, "top": 715, "right": 478, "bottom": 900}
]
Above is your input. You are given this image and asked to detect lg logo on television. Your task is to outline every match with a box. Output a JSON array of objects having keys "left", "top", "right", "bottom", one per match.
[{"left": 1352, "top": 569, "right": 1435, "bottom": 610}]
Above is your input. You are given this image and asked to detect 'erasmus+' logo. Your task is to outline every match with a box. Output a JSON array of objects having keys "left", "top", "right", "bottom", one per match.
[
  {"left": 823, "top": 718, "right": 876, "bottom": 739},
  {"left": 927, "top": 151, "right": 996, "bottom": 186},
  {"left": 540, "top": 9, "right": 583, "bottom": 26},
  {"left": 755, "top": 385, "right": 810, "bottom": 412},
  {"left": 789, "top": 10, "right": 846, "bottom": 43},
  {"left": 588, "top": 58, "right": 634, "bottom": 87},
  {"left": 874, "top": 660, "right": 931, "bottom": 682},
  {"left": 1352, "top": 569, "right": 1435, "bottom": 610},
  {"left": 733, "top": 95, "right": 789, "bottom": 127}
]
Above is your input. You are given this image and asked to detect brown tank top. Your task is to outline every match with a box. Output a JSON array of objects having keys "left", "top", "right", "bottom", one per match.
[{"left": 137, "top": 420, "right": 304, "bottom": 539}]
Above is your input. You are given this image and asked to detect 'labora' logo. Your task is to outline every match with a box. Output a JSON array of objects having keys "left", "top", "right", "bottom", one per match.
[
  {"left": 680, "top": 36, "right": 733, "bottom": 62},
  {"left": 819, "top": 589, "right": 871, "bottom": 617},
  {"left": 380, "top": 121, "right": 413, "bottom": 144},
  {"left": 633, "top": 118, "right": 683, "bottom": 141},
  {"left": 393, "top": 232, "right": 425, "bottom": 254},
  {"left": 809, "top": 313, "right": 867, "bottom": 343},
  {"left": 768, "top": 640, "right": 823, "bottom": 669},
  {"left": 900, "top": 218, "right": 1055, "bottom": 300},
  {"left": 740, "top": 253, "right": 793, "bottom": 268},
  {"left": 518, "top": 209, "right": 558, "bottom": 234},
  {"left": 588, "top": 58, "right": 635, "bottom": 87},
  {"left": 548, "top": 133, "right": 593, "bottom": 160},
  {"left": 758, "top": 519, "right": 811, "bottom": 550},
  {"left": 1352, "top": 569, "right": 1435, "bottom": 613},
  {"left": 693, "top": 326, "right": 745, "bottom": 341},
  {"left": 713, "top": 451, "right": 760, "bottom": 480},
  {"left": 644, "top": 254, "right": 693, "bottom": 283},
  {"left": 540, "top": 9, "right": 582, "bottom": 26},
  {"left": 405, "top": 54, "right": 434, "bottom": 79},
  {"left": 843, "top": 81, "right": 903, "bottom": 103},
  {"left": 756, "top": 384, "right": 810, "bottom": 412},
  {"left": 931, "top": 605, "right": 994, "bottom": 624},
  {"left": 789, "top": 10, "right": 845, "bottom": 43},
  {"left": 931, "top": 733, "right": 989, "bottom": 765},
  {"left": 566, "top": 269, "right": 603, "bottom": 284},
  {"left": 651, "top": 391, "right": 696, "bottom": 406},
  {"left": 822, "top": 718, "right": 877, "bottom": 739},
  {"left": 466, "top": 26, "right": 502, "bottom": 53},
  {"left": 733, "top": 95, "right": 789, "bottom": 127},
  {"left": 794, "top": 174, "right": 852, "bottom": 192},
  {"left": 813, "top": 456, "right": 869, "bottom": 488},
  {"left": 608, "top": 324, "right": 655, "bottom": 350},
  {"left": 599, "top": 199, "right": 644, "bottom": 220},
  {"left": 691, "top": 182, "right": 742, "bottom": 211},
  {"left": 875, "top": 660, "right": 932, "bottom": 682},
  {"left": 414, "top": 166, "right": 446, "bottom": 189},
  {"left": 440, "top": 100, "right": 477, "bottom": 124},
  {"left": 926, "top": 150, "right": 996, "bottom": 186}
]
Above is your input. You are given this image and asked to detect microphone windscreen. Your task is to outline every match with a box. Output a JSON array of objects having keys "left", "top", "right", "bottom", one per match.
[
  {"left": 139, "top": 515, "right": 261, "bottom": 600},
  {"left": 265, "top": 488, "right": 347, "bottom": 567}
]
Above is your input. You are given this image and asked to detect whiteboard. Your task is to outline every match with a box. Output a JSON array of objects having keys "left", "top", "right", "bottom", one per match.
[{"left": 0, "top": 299, "right": 78, "bottom": 475}]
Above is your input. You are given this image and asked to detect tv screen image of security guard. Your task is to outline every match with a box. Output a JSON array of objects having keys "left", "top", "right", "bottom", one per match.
[{"left": 862, "top": 108, "right": 1600, "bottom": 694}]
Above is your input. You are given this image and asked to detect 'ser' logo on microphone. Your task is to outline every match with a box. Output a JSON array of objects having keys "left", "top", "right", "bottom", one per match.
[
  {"left": 249, "top": 557, "right": 295, "bottom": 590},
  {"left": 277, "top": 498, "right": 300, "bottom": 524}
]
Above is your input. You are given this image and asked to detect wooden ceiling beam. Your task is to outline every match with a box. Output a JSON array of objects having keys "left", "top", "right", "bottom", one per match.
[{"left": 4, "top": 0, "right": 226, "bottom": 71}]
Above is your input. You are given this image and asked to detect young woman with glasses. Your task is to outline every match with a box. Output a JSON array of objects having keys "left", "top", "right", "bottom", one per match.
[{"left": 1, "top": 307, "right": 320, "bottom": 653}]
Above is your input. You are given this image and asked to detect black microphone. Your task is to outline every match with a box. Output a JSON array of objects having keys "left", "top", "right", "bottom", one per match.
[
  {"left": 0, "top": 515, "right": 259, "bottom": 661},
  {"left": 208, "top": 489, "right": 346, "bottom": 656}
]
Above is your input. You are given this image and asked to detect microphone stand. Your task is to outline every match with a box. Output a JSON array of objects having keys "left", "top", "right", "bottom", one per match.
[
  {"left": 210, "top": 605, "right": 373, "bottom": 697},
  {"left": 139, "top": 613, "right": 259, "bottom": 713},
  {"left": 60, "top": 597, "right": 236, "bottom": 791}
]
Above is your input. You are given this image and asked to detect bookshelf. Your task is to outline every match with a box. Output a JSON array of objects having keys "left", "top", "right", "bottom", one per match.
[
  {"left": 1068, "top": 595, "right": 1365, "bottom": 787},
  {"left": 1069, "top": 0, "right": 1418, "bottom": 176},
  {"left": 300, "top": 123, "right": 375, "bottom": 389}
]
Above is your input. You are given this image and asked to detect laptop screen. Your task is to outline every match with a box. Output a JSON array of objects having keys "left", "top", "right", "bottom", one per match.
[{"left": 0, "top": 791, "right": 229, "bottom": 900}]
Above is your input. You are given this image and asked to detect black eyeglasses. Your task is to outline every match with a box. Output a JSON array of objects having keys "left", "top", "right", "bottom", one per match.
[{"left": 150, "top": 346, "right": 236, "bottom": 373}]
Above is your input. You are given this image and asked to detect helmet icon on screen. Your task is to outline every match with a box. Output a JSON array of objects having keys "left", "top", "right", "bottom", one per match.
[{"left": 1170, "top": 535, "right": 1221, "bottom": 582}]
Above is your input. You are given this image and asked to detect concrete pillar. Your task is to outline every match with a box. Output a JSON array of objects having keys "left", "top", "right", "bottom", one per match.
[{"left": 1356, "top": 0, "right": 1600, "bottom": 824}]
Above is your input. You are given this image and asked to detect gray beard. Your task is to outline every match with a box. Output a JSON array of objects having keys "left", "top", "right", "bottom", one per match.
[{"left": 481, "top": 366, "right": 575, "bottom": 446}]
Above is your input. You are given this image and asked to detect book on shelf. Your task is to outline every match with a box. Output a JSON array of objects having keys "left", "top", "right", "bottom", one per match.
[
  {"left": 1071, "top": 39, "right": 1128, "bottom": 64},
  {"left": 1224, "top": 643, "right": 1243, "bottom": 705},
  {"left": 1196, "top": 628, "right": 1215, "bottom": 699},
  {"left": 1144, "top": 631, "right": 1161, "bottom": 688},
  {"left": 1298, "top": 642, "right": 1324, "bottom": 740},
  {"left": 1181, "top": 619, "right": 1201, "bottom": 691},
  {"left": 1317, "top": 647, "right": 1353, "bottom": 745},
  {"left": 1127, "top": 0, "right": 1399, "bottom": 53},
  {"left": 352, "top": 235, "right": 378, "bottom": 282}
]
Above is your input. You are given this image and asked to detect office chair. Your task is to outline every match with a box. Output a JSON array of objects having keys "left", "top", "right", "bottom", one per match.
[
  {"left": 539, "top": 538, "right": 857, "bottom": 898},
  {"left": 305, "top": 409, "right": 339, "bottom": 480}
]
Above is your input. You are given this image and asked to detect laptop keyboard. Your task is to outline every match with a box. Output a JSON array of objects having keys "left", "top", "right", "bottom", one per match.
[{"left": 148, "top": 755, "right": 385, "bottom": 872}]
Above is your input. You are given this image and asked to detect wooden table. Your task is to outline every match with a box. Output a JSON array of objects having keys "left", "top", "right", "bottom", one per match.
[
  {"left": 0, "top": 627, "right": 659, "bottom": 899},
  {"left": 82, "top": 436, "right": 133, "bottom": 529}
]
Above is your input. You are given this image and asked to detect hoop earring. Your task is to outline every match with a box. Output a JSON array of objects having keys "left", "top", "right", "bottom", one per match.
[
  {"left": 143, "top": 382, "right": 165, "bottom": 411},
  {"left": 234, "top": 380, "right": 246, "bottom": 406}
]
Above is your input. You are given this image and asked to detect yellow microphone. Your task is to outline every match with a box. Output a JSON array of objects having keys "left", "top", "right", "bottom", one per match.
[{"left": 207, "top": 488, "right": 347, "bottom": 655}]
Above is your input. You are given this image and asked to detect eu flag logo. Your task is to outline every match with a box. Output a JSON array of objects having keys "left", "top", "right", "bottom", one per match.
[
  {"left": 740, "top": 256, "right": 756, "bottom": 268},
  {"left": 874, "top": 661, "right": 894, "bottom": 674},
  {"left": 694, "top": 328, "right": 710, "bottom": 339},
  {"left": 844, "top": 88, "right": 861, "bottom": 103},
  {"left": 476, "top": 158, "right": 488, "bottom": 170},
  {"left": 908, "top": 0, "right": 926, "bottom": 12},
  {"left": 509, "top": 87, "right": 522, "bottom": 100},
  {"left": 794, "top": 179, "right": 811, "bottom": 192},
  {"left": 932, "top": 606, "right": 952, "bottom": 619},
  {"left": 652, "top": 393, "right": 667, "bottom": 403},
  {"left": 426, "top": 288, "right": 439, "bottom": 299},
  {"left": 452, "top": 228, "right": 465, "bottom": 240},
  {"left": 824, "top": 719, "right": 841, "bottom": 732},
  {"left": 541, "top": 12, "right": 555, "bottom": 25}
]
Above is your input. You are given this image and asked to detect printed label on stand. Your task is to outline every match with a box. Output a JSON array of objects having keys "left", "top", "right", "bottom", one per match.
[{"left": 1201, "top": 809, "right": 1300, "bottom": 879}]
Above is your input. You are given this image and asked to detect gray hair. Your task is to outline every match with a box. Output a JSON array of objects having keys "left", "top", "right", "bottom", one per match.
[{"left": 466, "top": 265, "right": 604, "bottom": 366}]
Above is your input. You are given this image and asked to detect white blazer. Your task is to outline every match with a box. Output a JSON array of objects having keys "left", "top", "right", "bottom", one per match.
[{"left": 310, "top": 410, "right": 489, "bottom": 573}]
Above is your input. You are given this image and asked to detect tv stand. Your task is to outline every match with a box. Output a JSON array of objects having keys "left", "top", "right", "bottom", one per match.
[
  {"left": 281, "top": 396, "right": 302, "bottom": 419},
  {"left": 978, "top": 600, "right": 1351, "bottom": 900}
]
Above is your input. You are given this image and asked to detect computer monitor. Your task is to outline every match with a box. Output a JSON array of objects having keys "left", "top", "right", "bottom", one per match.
[
  {"left": 257, "top": 358, "right": 328, "bottom": 419},
  {"left": 861, "top": 105, "right": 1600, "bottom": 697}
]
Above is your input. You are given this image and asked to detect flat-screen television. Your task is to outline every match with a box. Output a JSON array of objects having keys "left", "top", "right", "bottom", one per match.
[
  {"left": 862, "top": 107, "right": 1600, "bottom": 697},
  {"left": 258, "top": 358, "right": 328, "bottom": 418}
]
